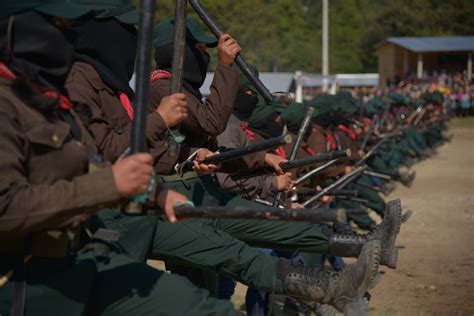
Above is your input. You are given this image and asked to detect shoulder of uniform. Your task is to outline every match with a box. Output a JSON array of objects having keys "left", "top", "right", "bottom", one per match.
[{"left": 67, "top": 62, "right": 108, "bottom": 92}]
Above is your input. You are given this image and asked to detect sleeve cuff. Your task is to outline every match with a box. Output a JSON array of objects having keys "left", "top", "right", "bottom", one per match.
[
  {"left": 77, "top": 167, "right": 122, "bottom": 212},
  {"left": 147, "top": 111, "right": 168, "bottom": 140}
]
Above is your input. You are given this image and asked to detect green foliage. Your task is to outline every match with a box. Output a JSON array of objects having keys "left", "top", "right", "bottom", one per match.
[{"left": 134, "top": 0, "right": 474, "bottom": 73}]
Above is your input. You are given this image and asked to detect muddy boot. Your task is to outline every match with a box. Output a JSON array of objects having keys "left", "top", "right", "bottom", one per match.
[
  {"left": 379, "top": 182, "right": 396, "bottom": 195},
  {"left": 329, "top": 199, "right": 402, "bottom": 269},
  {"left": 278, "top": 241, "right": 381, "bottom": 312},
  {"left": 398, "top": 171, "right": 416, "bottom": 187}
]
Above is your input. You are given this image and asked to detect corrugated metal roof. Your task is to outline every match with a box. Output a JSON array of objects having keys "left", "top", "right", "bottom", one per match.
[
  {"left": 385, "top": 36, "right": 474, "bottom": 52},
  {"left": 200, "top": 72, "right": 294, "bottom": 95},
  {"left": 199, "top": 72, "right": 379, "bottom": 95}
]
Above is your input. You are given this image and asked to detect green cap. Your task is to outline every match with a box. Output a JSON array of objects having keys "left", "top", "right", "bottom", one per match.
[
  {"left": 388, "top": 93, "right": 410, "bottom": 105},
  {"left": 82, "top": 0, "right": 139, "bottom": 24},
  {"left": 1, "top": 0, "right": 93, "bottom": 20},
  {"left": 364, "top": 97, "right": 386, "bottom": 117},
  {"left": 154, "top": 17, "right": 218, "bottom": 48},
  {"left": 281, "top": 102, "right": 308, "bottom": 132},
  {"left": 336, "top": 91, "right": 358, "bottom": 114},
  {"left": 248, "top": 104, "right": 279, "bottom": 127},
  {"left": 422, "top": 91, "right": 443, "bottom": 105},
  {"left": 309, "top": 95, "right": 338, "bottom": 116}
]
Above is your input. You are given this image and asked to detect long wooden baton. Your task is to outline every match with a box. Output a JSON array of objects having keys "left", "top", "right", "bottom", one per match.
[
  {"left": 273, "top": 107, "right": 315, "bottom": 206},
  {"left": 232, "top": 149, "right": 350, "bottom": 181},
  {"left": 177, "top": 133, "right": 292, "bottom": 172},
  {"left": 188, "top": 0, "right": 273, "bottom": 104},
  {"left": 124, "top": 0, "right": 155, "bottom": 214},
  {"left": 174, "top": 205, "right": 347, "bottom": 224},
  {"left": 167, "top": 0, "right": 187, "bottom": 157},
  {"left": 302, "top": 166, "right": 367, "bottom": 207}
]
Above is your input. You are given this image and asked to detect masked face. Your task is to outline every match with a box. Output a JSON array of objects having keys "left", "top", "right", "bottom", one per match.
[
  {"left": 72, "top": 18, "right": 137, "bottom": 94},
  {"left": 234, "top": 86, "right": 258, "bottom": 121},
  {"left": 154, "top": 40, "right": 211, "bottom": 99},
  {"left": 0, "top": 11, "right": 75, "bottom": 89}
]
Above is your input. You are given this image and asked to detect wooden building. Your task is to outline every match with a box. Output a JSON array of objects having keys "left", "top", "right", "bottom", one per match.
[{"left": 377, "top": 36, "right": 474, "bottom": 86}]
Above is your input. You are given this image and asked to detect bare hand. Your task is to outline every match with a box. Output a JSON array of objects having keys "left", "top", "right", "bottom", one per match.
[
  {"left": 276, "top": 172, "right": 294, "bottom": 192},
  {"left": 265, "top": 153, "right": 287, "bottom": 175},
  {"left": 218, "top": 34, "right": 241, "bottom": 66},
  {"left": 344, "top": 165, "right": 354, "bottom": 174},
  {"left": 321, "top": 195, "right": 335, "bottom": 204},
  {"left": 291, "top": 202, "right": 304, "bottom": 209},
  {"left": 193, "top": 148, "right": 221, "bottom": 174},
  {"left": 156, "top": 189, "right": 189, "bottom": 223},
  {"left": 156, "top": 93, "right": 188, "bottom": 127},
  {"left": 112, "top": 153, "right": 153, "bottom": 197},
  {"left": 315, "top": 185, "right": 334, "bottom": 204}
]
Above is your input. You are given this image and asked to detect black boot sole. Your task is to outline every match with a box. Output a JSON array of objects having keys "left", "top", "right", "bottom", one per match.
[
  {"left": 333, "top": 240, "right": 381, "bottom": 312},
  {"left": 380, "top": 199, "right": 402, "bottom": 269}
]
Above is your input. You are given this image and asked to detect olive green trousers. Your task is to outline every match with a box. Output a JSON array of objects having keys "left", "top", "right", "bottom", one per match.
[
  {"left": 0, "top": 246, "right": 235, "bottom": 315},
  {"left": 98, "top": 174, "right": 330, "bottom": 295}
]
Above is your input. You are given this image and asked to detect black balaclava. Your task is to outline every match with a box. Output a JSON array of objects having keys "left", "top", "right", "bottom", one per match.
[
  {"left": 73, "top": 18, "right": 137, "bottom": 98},
  {"left": 0, "top": 11, "right": 75, "bottom": 91},
  {"left": 250, "top": 112, "right": 284, "bottom": 139},
  {"left": 233, "top": 86, "right": 258, "bottom": 121},
  {"left": 0, "top": 11, "right": 81, "bottom": 138},
  {"left": 154, "top": 40, "right": 210, "bottom": 100}
]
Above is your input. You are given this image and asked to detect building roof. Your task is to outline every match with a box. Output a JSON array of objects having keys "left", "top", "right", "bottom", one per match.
[
  {"left": 200, "top": 72, "right": 294, "bottom": 95},
  {"left": 199, "top": 72, "right": 379, "bottom": 95},
  {"left": 384, "top": 36, "right": 474, "bottom": 53}
]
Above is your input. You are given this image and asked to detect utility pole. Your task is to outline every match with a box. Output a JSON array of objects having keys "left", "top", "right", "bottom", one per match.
[{"left": 322, "top": 0, "right": 329, "bottom": 92}]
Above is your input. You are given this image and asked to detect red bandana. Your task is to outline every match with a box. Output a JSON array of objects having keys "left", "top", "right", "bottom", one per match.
[
  {"left": 338, "top": 124, "right": 357, "bottom": 140},
  {"left": 273, "top": 146, "right": 287, "bottom": 159},
  {"left": 302, "top": 145, "right": 317, "bottom": 156},
  {"left": 326, "top": 133, "right": 337, "bottom": 150},
  {"left": 0, "top": 62, "right": 72, "bottom": 111},
  {"left": 119, "top": 92, "right": 134, "bottom": 121},
  {"left": 240, "top": 123, "right": 257, "bottom": 142},
  {"left": 150, "top": 70, "right": 172, "bottom": 83}
]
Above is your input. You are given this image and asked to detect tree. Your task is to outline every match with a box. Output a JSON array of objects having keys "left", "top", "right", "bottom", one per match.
[{"left": 133, "top": 0, "right": 474, "bottom": 73}]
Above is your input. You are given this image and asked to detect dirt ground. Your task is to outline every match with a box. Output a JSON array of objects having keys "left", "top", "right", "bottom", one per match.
[
  {"left": 366, "top": 123, "right": 474, "bottom": 316},
  {"left": 229, "top": 121, "right": 474, "bottom": 315},
  {"left": 149, "top": 120, "right": 474, "bottom": 315}
]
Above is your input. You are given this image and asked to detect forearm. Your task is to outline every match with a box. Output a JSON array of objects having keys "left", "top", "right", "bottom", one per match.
[{"left": 0, "top": 168, "right": 121, "bottom": 238}]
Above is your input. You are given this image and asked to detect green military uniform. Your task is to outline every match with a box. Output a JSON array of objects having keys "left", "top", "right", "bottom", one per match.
[
  {"left": 0, "top": 3, "right": 236, "bottom": 315},
  {"left": 65, "top": 13, "right": 332, "bottom": 297}
]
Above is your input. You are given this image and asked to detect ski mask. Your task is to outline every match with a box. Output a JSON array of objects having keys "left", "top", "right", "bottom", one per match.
[
  {"left": 0, "top": 11, "right": 75, "bottom": 90},
  {"left": 73, "top": 17, "right": 137, "bottom": 98},
  {"left": 250, "top": 112, "right": 284, "bottom": 139},
  {"left": 154, "top": 40, "right": 210, "bottom": 99},
  {"left": 233, "top": 86, "right": 258, "bottom": 121}
]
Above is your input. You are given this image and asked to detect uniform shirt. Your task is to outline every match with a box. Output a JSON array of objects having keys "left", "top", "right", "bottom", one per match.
[
  {"left": 215, "top": 114, "right": 277, "bottom": 199},
  {"left": 66, "top": 62, "right": 168, "bottom": 162},
  {"left": 305, "top": 125, "right": 346, "bottom": 179},
  {"left": 0, "top": 76, "right": 122, "bottom": 240},
  {"left": 147, "top": 63, "right": 239, "bottom": 175}
]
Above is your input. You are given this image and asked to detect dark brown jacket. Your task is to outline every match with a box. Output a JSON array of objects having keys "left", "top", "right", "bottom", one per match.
[
  {"left": 215, "top": 114, "right": 277, "bottom": 198},
  {"left": 66, "top": 62, "right": 167, "bottom": 162},
  {"left": 0, "top": 77, "right": 121, "bottom": 240},
  {"left": 148, "top": 63, "right": 239, "bottom": 174},
  {"left": 305, "top": 125, "right": 346, "bottom": 179}
]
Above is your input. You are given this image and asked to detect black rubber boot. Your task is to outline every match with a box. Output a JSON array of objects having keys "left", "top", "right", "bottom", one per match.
[
  {"left": 278, "top": 241, "right": 381, "bottom": 312},
  {"left": 329, "top": 199, "right": 402, "bottom": 269}
]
